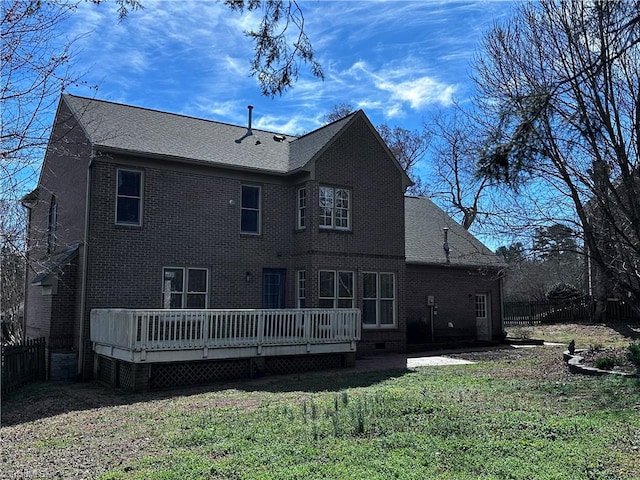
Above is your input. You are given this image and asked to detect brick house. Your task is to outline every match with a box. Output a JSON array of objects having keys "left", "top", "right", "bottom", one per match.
[{"left": 22, "top": 95, "right": 504, "bottom": 388}]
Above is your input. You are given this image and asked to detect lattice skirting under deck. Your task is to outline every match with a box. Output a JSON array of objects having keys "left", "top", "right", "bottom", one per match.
[{"left": 95, "top": 353, "right": 354, "bottom": 391}]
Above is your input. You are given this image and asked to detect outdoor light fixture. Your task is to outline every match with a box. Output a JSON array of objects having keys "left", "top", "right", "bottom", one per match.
[{"left": 245, "top": 271, "right": 252, "bottom": 282}]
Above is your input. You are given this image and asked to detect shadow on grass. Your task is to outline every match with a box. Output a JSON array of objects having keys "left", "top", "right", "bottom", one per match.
[
  {"left": 605, "top": 320, "right": 640, "bottom": 341},
  {"left": 1, "top": 363, "right": 412, "bottom": 427}
]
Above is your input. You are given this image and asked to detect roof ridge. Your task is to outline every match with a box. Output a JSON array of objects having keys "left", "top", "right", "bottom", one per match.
[
  {"left": 293, "top": 110, "right": 359, "bottom": 142},
  {"left": 63, "top": 93, "right": 298, "bottom": 138}
]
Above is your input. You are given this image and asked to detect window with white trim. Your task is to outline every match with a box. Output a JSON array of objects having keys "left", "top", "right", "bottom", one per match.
[
  {"left": 241, "top": 185, "right": 261, "bottom": 234},
  {"left": 116, "top": 169, "right": 142, "bottom": 225},
  {"left": 162, "top": 267, "right": 208, "bottom": 308},
  {"left": 363, "top": 272, "right": 396, "bottom": 327},
  {"left": 297, "top": 270, "right": 306, "bottom": 308},
  {"left": 297, "top": 186, "right": 306, "bottom": 229},
  {"left": 319, "top": 186, "right": 350, "bottom": 230},
  {"left": 475, "top": 294, "right": 487, "bottom": 319},
  {"left": 319, "top": 270, "right": 354, "bottom": 308},
  {"left": 47, "top": 195, "right": 58, "bottom": 254}
]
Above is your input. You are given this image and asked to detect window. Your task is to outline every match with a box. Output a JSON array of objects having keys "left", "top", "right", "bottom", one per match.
[
  {"left": 297, "top": 186, "right": 306, "bottom": 229},
  {"left": 116, "top": 169, "right": 142, "bottom": 225},
  {"left": 319, "top": 186, "right": 350, "bottom": 230},
  {"left": 363, "top": 272, "right": 396, "bottom": 327},
  {"left": 319, "top": 270, "right": 354, "bottom": 308},
  {"left": 162, "top": 267, "right": 208, "bottom": 308},
  {"left": 475, "top": 294, "right": 487, "bottom": 319},
  {"left": 241, "top": 185, "right": 261, "bottom": 234},
  {"left": 297, "top": 270, "right": 306, "bottom": 308},
  {"left": 47, "top": 195, "right": 57, "bottom": 253}
]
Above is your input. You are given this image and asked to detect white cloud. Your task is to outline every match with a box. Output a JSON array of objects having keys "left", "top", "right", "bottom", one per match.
[{"left": 378, "top": 76, "right": 457, "bottom": 109}]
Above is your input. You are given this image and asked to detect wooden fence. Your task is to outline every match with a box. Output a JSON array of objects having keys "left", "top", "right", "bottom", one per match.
[
  {"left": 504, "top": 298, "right": 639, "bottom": 326},
  {"left": 1, "top": 337, "right": 46, "bottom": 396}
]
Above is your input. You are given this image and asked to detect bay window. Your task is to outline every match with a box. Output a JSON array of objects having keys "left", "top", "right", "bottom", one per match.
[
  {"left": 297, "top": 186, "right": 306, "bottom": 229},
  {"left": 319, "top": 186, "right": 350, "bottom": 230},
  {"left": 319, "top": 270, "right": 354, "bottom": 308}
]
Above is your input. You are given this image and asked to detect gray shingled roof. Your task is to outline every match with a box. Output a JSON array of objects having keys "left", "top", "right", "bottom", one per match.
[
  {"left": 62, "top": 95, "right": 409, "bottom": 185},
  {"left": 64, "top": 95, "right": 300, "bottom": 174},
  {"left": 31, "top": 242, "right": 81, "bottom": 284},
  {"left": 405, "top": 196, "right": 504, "bottom": 268}
]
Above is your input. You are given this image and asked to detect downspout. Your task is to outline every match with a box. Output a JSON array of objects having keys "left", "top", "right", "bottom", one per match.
[
  {"left": 21, "top": 202, "right": 33, "bottom": 339},
  {"left": 499, "top": 272, "right": 505, "bottom": 340},
  {"left": 77, "top": 152, "right": 94, "bottom": 377}
]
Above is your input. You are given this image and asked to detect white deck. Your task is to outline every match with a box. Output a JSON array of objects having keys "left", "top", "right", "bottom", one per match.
[{"left": 91, "top": 308, "right": 361, "bottom": 363}]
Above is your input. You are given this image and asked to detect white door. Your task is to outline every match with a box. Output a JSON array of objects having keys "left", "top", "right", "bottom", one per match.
[{"left": 475, "top": 294, "right": 491, "bottom": 341}]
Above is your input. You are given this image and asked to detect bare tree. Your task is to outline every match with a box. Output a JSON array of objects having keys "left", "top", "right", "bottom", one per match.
[
  {"left": 426, "top": 112, "right": 493, "bottom": 230},
  {"left": 1, "top": 0, "right": 142, "bottom": 344},
  {"left": 224, "top": 0, "right": 323, "bottom": 97},
  {"left": 472, "top": 0, "right": 639, "bottom": 316},
  {"left": 377, "top": 124, "right": 430, "bottom": 196},
  {"left": 323, "top": 103, "right": 354, "bottom": 124}
]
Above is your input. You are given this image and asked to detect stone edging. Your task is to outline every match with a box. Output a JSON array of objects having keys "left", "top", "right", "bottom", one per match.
[{"left": 563, "top": 349, "right": 638, "bottom": 377}]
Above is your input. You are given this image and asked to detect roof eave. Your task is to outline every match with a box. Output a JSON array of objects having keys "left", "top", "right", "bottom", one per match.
[
  {"left": 94, "top": 145, "right": 292, "bottom": 176},
  {"left": 406, "top": 260, "right": 505, "bottom": 269}
]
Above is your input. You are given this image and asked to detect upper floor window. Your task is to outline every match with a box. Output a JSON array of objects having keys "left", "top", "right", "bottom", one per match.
[
  {"left": 47, "top": 195, "right": 57, "bottom": 254},
  {"left": 319, "top": 270, "right": 354, "bottom": 308},
  {"left": 319, "top": 186, "right": 350, "bottom": 230},
  {"left": 363, "top": 272, "right": 396, "bottom": 328},
  {"left": 241, "top": 185, "right": 261, "bottom": 234},
  {"left": 116, "top": 169, "right": 142, "bottom": 226},
  {"left": 297, "top": 186, "right": 306, "bottom": 229},
  {"left": 162, "top": 267, "right": 208, "bottom": 309}
]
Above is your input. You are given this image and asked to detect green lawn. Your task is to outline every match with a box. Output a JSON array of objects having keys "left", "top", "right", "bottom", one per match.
[
  {"left": 99, "top": 369, "right": 639, "bottom": 480},
  {"left": 2, "top": 323, "right": 639, "bottom": 479}
]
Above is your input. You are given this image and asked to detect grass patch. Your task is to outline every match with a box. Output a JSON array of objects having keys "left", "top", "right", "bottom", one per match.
[
  {"left": 97, "top": 371, "right": 640, "bottom": 480},
  {"left": 4, "top": 324, "right": 640, "bottom": 479}
]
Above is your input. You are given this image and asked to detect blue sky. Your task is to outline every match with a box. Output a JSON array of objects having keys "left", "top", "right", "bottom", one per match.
[{"left": 63, "top": 0, "right": 516, "bottom": 136}]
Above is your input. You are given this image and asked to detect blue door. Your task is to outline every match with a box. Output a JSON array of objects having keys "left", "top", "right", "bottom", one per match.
[{"left": 263, "top": 269, "right": 286, "bottom": 309}]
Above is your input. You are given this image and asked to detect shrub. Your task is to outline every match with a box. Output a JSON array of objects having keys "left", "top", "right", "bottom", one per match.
[
  {"left": 546, "top": 283, "right": 581, "bottom": 300},
  {"left": 588, "top": 343, "right": 603, "bottom": 354},
  {"left": 594, "top": 356, "right": 624, "bottom": 370},
  {"left": 627, "top": 342, "right": 640, "bottom": 367}
]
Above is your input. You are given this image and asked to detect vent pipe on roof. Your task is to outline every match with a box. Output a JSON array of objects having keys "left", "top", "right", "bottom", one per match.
[
  {"left": 247, "top": 105, "right": 254, "bottom": 136},
  {"left": 443, "top": 227, "right": 450, "bottom": 264}
]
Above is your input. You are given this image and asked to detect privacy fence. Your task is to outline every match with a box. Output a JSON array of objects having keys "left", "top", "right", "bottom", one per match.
[
  {"left": 1, "top": 337, "right": 46, "bottom": 396},
  {"left": 504, "top": 298, "right": 639, "bottom": 326}
]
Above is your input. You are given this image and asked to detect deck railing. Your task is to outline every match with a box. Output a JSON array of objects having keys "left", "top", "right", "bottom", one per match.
[{"left": 91, "top": 308, "right": 361, "bottom": 361}]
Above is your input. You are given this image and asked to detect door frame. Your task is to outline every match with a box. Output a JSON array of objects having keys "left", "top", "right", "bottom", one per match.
[
  {"left": 262, "top": 268, "right": 286, "bottom": 309},
  {"left": 475, "top": 293, "right": 491, "bottom": 341}
]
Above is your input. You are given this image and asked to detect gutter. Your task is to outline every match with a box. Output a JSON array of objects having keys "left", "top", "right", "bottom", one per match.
[
  {"left": 77, "top": 152, "right": 94, "bottom": 377},
  {"left": 19, "top": 197, "right": 34, "bottom": 339}
]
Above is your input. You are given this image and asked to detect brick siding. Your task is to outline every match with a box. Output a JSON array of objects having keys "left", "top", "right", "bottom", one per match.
[{"left": 406, "top": 264, "right": 503, "bottom": 341}]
